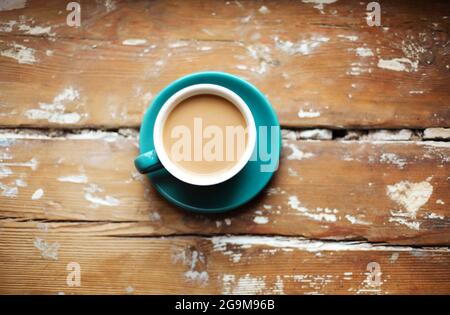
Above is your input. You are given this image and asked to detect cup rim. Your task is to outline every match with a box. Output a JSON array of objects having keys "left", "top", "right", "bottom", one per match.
[{"left": 153, "top": 83, "right": 257, "bottom": 186}]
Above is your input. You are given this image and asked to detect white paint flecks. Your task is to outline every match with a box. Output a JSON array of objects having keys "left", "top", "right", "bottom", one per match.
[
  {"left": 377, "top": 58, "right": 418, "bottom": 72},
  {"left": 337, "top": 35, "right": 358, "bottom": 41},
  {"left": 104, "top": 0, "right": 116, "bottom": 12},
  {"left": 0, "top": 20, "right": 17, "bottom": 32},
  {"left": 302, "top": 0, "right": 337, "bottom": 13},
  {"left": 423, "top": 128, "right": 450, "bottom": 140},
  {"left": 345, "top": 214, "right": 369, "bottom": 225},
  {"left": 387, "top": 180, "right": 433, "bottom": 230},
  {"left": 222, "top": 274, "right": 266, "bottom": 294},
  {"left": 253, "top": 216, "right": 269, "bottom": 224},
  {"left": 197, "top": 46, "right": 212, "bottom": 51},
  {"left": 85, "top": 192, "right": 120, "bottom": 207},
  {"left": 258, "top": 5, "right": 270, "bottom": 14},
  {"left": 387, "top": 181, "right": 433, "bottom": 217},
  {"left": 284, "top": 143, "right": 315, "bottom": 161},
  {"left": 0, "top": 165, "right": 12, "bottom": 178},
  {"left": 274, "top": 36, "right": 329, "bottom": 55},
  {"left": 169, "top": 41, "right": 189, "bottom": 48},
  {"left": 436, "top": 199, "right": 445, "bottom": 205},
  {"left": 0, "top": 157, "right": 38, "bottom": 170},
  {"left": 425, "top": 212, "right": 444, "bottom": 220},
  {"left": 298, "top": 109, "right": 321, "bottom": 118},
  {"left": 125, "top": 286, "right": 134, "bottom": 294},
  {"left": 25, "top": 87, "right": 83, "bottom": 124},
  {"left": 31, "top": 188, "right": 44, "bottom": 200},
  {"left": 365, "top": 129, "right": 414, "bottom": 141},
  {"left": 122, "top": 39, "right": 147, "bottom": 46},
  {"left": 149, "top": 211, "right": 161, "bottom": 222},
  {"left": 0, "top": 183, "right": 18, "bottom": 197},
  {"left": 288, "top": 196, "right": 337, "bottom": 222},
  {"left": 34, "top": 237, "right": 59, "bottom": 260},
  {"left": 57, "top": 174, "right": 88, "bottom": 184},
  {"left": 356, "top": 47, "right": 374, "bottom": 57},
  {"left": 389, "top": 252, "right": 399, "bottom": 263},
  {"left": 246, "top": 44, "right": 273, "bottom": 75},
  {"left": 298, "top": 129, "right": 332, "bottom": 140},
  {"left": 0, "top": 0, "right": 27, "bottom": 11},
  {"left": 0, "top": 43, "right": 37, "bottom": 64},
  {"left": 379, "top": 153, "right": 406, "bottom": 169},
  {"left": 183, "top": 250, "right": 209, "bottom": 286},
  {"left": 18, "top": 24, "right": 54, "bottom": 36},
  {"left": 211, "top": 236, "right": 444, "bottom": 253}
]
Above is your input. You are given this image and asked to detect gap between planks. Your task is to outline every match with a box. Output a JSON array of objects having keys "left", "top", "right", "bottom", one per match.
[{"left": 0, "top": 127, "right": 449, "bottom": 142}]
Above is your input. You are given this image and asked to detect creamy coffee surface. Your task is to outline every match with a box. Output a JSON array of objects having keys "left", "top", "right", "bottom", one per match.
[{"left": 163, "top": 94, "right": 248, "bottom": 175}]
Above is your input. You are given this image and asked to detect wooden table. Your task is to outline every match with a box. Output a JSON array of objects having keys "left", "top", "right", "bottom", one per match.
[{"left": 0, "top": 0, "right": 449, "bottom": 295}]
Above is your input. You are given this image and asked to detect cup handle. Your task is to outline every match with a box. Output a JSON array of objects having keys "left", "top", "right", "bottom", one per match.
[{"left": 134, "top": 150, "right": 163, "bottom": 174}]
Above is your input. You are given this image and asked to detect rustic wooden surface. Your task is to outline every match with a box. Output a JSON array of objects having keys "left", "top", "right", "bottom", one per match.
[{"left": 0, "top": 0, "right": 449, "bottom": 295}]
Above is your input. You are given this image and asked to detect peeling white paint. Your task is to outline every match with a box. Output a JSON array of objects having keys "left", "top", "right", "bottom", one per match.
[
  {"left": 377, "top": 58, "right": 418, "bottom": 72},
  {"left": 18, "top": 24, "right": 54, "bottom": 36},
  {"left": 298, "top": 129, "right": 332, "bottom": 140},
  {"left": 298, "top": 109, "right": 321, "bottom": 118},
  {"left": 122, "top": 39, "right": 147, "bottom": 46},
  {"left": 387, "top": 181, "right": 433, "bottom": 218},
  {"left": 34, "top": 237, "right": 59, "bottom": 260},
  {"left": 0, "top": 165, "right": 12, "bottom": 178},
  {"left": 387, "top": 180, "right": 433, "bottom": 230},
  {"left": 246, "top": 44, "right": 273, "bottom": 75},
  {"left": 284, "top": 143, "right": 315, "bottom": 161},
  {"left": 25, "top": 87, "right": 83, "bottom": 124},
  {"left": 125, "top": 286, "right": 134, "bottom": 294},
  {"left": 253, "top": 216, "right": 269, "bottom": 224},
  {"left": 423, "top": 128, "right": 450, "bottom": 140},
  {"left": 104, "top": 0, "right": 116, "bottom": 12},
  {"left": 31, "top": 188, "right": 44, "bottom": 200},
  {"left": 425, "top": 212, "right": 444, "bottom": 220},
  {"left": 0, "top": 43, "right": 37, "bottom": 64},
  {"left": 0, "top": 157, "right": 38, "bottom": 170},
  {"left": 274, "top": 35, "right": 329, "bottom": 55},
  {"left": 389, "top": 252, "right": 399, "bottom": 263},
  {"left": 57, "top": 174, "right": 88, "bottom": 184},
  {"left": 379, "top": 153, "right": 406, "bottom": 169},
  {"left": 211, "top": 236, "right": 445, "bottom": 253},
  {"left": 337, "top": 34, "right": 358, "bottom": 41},
  {"left": 302, "top": 0, "right": 338, "bottom": 13},
  {"left": 0, "top": 182, "right": 18, "bottom": 197},
  {"left": 356, "top": 47, "right": 374, "bottom": 57},
  {"left": 223, "top": 274, "right": 266, "bottom": 294},
  {"left": 288, "top": 196, "right": 337, "bottom": 222},
  {"left": 0, "top": 0, "right": 27, "bottom": 11},
  {"left": 258, "top": 5, "right": 270, "bottom": 14},
  {"left": 0, "top": 20, "right": 17, "bottom": 32},
  {"left": 197, "top": 46, "right": 212, "bottom": 51},
  {"left": 85, "top": 192, "right": 120, "bottom": 207},
  {"left": 345, "top": 214, "right": 369, "bottom": 225},
  {"left": 169, "top": 41, "right": 189, "bottom": 48}
]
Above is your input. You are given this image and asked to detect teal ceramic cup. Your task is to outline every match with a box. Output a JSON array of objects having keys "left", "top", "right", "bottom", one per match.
[
  {"left": 134, "top": 72, "right": 281, "bottom": 212},
  {"left": 135, "top": 83, "right": 257, "bottom": 186}
]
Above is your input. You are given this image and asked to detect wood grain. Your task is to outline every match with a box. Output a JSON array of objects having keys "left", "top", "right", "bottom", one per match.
[
  {"left": 1, "top": 133, "right": 448, "bottom": 245},
  {"left": 0, "top": 222, "right": 449, "bottom": 294},
  {"left": 0, "top": 0, "right": 449, "bottom": 128}
]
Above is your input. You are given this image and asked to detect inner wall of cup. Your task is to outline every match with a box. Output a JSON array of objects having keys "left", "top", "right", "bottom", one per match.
[{"left": 159, "top": 87, "right": 253, "bottom": 179}]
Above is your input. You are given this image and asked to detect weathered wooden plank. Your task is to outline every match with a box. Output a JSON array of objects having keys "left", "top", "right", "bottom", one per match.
[
  {"left": 0, "top": 222, "right": 448, "bottom": 294},
  {"left": 0, "top": 0, "right": 449, "bottom": 128},
  {"left": 0, "top": 132, "right": 448, "bottom": 245}
]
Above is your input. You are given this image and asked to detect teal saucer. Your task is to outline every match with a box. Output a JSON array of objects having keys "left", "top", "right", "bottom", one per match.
[{"left": 139, "top": 71, "right": 281, "bottom": 213}]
